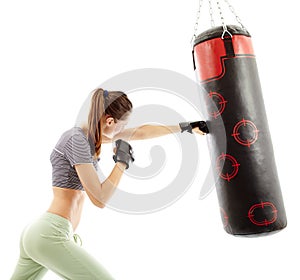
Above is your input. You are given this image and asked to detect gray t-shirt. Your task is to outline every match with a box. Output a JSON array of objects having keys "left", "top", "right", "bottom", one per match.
[{"left": 50, "top": 127, "right": 98, "bottom": 190}]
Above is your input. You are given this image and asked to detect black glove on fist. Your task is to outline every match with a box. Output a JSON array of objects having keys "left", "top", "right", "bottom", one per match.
[
  {"left": 113, "top": 139, "right": 135, "bottom": 169},
  {"left": 179, "top": 121, "right": 209, "bottom": 134}
]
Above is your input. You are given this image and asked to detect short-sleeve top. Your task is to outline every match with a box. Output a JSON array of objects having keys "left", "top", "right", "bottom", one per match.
[{"left": 50, "top": 127, "right": 98, "bottom": 190}]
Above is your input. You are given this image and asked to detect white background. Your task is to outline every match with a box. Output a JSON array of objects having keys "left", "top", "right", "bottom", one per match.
[{"left": 0, "top": 0, "right": 299, "bottom": 279}]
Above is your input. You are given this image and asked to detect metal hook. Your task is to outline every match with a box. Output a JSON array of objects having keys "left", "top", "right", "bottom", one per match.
[{"left": 221, "top": 27, "right": 233, "bottom": 39}]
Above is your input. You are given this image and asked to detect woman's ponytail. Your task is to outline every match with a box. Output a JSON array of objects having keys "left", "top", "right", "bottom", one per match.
[
  {"left": 87, "top": 88, "right": 133, "bottom": 158},
  {"left": 88, "top": 88, "right": 105, "bottom": 157}
]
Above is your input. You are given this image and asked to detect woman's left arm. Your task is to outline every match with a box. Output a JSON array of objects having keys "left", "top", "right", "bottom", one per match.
[{"left": 112, "top": 124, "right": 206, "bottom": 142}]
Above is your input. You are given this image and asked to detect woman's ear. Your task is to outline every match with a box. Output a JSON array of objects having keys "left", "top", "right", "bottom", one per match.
[{"left": 105, "top": 116, "right": 115, "bottom": 127}]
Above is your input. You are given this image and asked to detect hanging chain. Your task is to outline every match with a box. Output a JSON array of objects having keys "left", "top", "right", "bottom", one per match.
[
  {"left": 216, "top": 1, "right": 226, "bottom": 28},
  {"left": 216, "top": 0, "right": 232, "bottom": 39},
  {"left": 191, "top": 0, "right": 204, "bottom": 44},
  {"left": 208, "top": 0, "right": 215, "bottom": 27},
  {"left": 191, "top": 0, "right": 245, "bottom": 43},
  {"left": 224, "top": 0, "right": 246, "bottom": 30}
]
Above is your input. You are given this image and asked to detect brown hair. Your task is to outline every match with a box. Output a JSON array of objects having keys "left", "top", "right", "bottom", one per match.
[{"left": 87, "top": 88, "right": 132, "bottom": 157}]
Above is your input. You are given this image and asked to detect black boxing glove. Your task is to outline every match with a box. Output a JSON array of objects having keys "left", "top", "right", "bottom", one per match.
[
  {"left": 113, "top": 139, "right": 135, "bottom": 169},
  {"left": 179, "top": 121, "right": 209, "bottom": 134}
]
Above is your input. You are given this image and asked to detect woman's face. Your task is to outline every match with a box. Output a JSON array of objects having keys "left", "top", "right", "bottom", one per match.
[{"left": 102, "top": 115, "right": 129, "bottom": 139}]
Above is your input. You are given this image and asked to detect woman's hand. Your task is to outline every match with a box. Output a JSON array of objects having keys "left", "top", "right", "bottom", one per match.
[
  {"left": 113, "top": 139, "right": 135, "bottom": 169},
  {"left": 192, "top": 127, "right": 207, "bottom": 135}
]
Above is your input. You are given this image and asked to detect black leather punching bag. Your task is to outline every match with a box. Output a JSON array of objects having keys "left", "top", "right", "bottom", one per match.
[{"left": 192, "top": 25, "right": 287, "bottom": 236}]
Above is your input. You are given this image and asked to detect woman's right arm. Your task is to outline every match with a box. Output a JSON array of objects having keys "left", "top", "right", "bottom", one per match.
[{"left": 75, "top": 162, "right": 126, "bottom": 208}]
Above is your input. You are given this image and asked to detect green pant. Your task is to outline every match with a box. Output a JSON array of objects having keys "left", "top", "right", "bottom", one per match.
[{"left": 10, "top": 212, "right": 115, "bottom": 280}]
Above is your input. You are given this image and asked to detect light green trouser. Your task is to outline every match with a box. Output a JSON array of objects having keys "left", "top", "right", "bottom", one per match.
[{"left": 10, "top": 212, "right": 115, "bottom": 280}]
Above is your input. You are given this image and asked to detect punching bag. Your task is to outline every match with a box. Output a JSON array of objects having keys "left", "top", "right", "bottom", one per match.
[{"left": 192, "top": 25, "right": 287, "bottom": 236}]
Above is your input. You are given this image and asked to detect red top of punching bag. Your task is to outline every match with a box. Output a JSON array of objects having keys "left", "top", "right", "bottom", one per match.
[{"left": 193, "top": 25, "right": 255, "bottom": 83}]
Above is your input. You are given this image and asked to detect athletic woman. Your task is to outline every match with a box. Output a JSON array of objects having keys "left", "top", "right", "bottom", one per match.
[{"left": 11, "top": 88, "right": 207, "bottom": 279}]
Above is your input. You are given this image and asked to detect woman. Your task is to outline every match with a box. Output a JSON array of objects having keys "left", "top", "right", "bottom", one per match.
[{"left": 11, "top": 88, "right": 207, "bottom": 280}]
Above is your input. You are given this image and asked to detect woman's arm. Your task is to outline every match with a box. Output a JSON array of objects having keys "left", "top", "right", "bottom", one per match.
[
  {"left": 112, "top": 124, "right": 206, "bottom": 141},
  {"left": 75, "top": 162, "right": 126, "bottom": 208},
  {"left": 114, "top": 125, "right": 180, "bottom": 141}
]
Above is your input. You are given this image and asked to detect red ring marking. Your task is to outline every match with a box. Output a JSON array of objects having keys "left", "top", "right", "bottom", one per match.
[
  {"left": 248, "top": 202, "right": 278, "bottom": 226},
  {"left": 216, "top": 153, "right": 240, "bottom": 182},
  {"left": 206, "top": 91, "right": 228, "bottom": 119},
  {"left": 220, "top": 207, "right": 229, "bottom": 227},
  {"left": 232, "top": 119, "right": 259, "bottom": 147}
]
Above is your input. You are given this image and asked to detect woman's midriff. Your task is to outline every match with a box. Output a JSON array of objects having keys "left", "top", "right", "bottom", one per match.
[{"left": 47, "top": 187, "right": 85, "bottom": 231}]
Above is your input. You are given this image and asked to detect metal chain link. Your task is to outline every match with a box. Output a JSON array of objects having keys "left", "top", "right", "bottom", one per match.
[
  {"left": 216, "top": 1, "right": 225, "bottom": 27},
  {"left": 191, "top": 0, "right": 204, "bottom": 44},
  {"left": 208, "top": 0, "right": 216, "bottom": 27},
  {"left": 216, "top": 0, "right": 232, "bottom": 39},
  {"left": 224, "top": 0, "right": 246, "bottom": 30}
]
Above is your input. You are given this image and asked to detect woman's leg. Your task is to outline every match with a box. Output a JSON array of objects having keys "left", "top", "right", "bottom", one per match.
[
  {"left": 10, "top": 228, "right": 48, "bottom": 280},
  {"left": 23, "top": 213, "right": 115, "bottom": 280},
  {"left": 39, "top": 237, "right": 115, "bottom": 280}
]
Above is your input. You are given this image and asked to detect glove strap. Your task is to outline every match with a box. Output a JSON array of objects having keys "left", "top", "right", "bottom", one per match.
[
  {"left": 179, "top": 122, "right": 193, "bottom": 134},
  {"left": 113, "top": 139, "right": 134, "bottom": 169}
]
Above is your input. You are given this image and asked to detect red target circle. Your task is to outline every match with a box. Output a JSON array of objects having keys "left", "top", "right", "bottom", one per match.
[
  {"left": 248, "top": 202, "right": 278, "bottom": 226},
  {"left": 232, "top": 119, "right": 259, "bottom": 148},
  {"left": 220, "top": 207, "right": 229, "bottom": 227},
  {"left": 207, "top": 91, "right": 227, "bottom": 119},
  {"left": 216, "top": 153, "right": 240, "bottom": 182}
]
